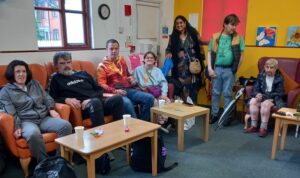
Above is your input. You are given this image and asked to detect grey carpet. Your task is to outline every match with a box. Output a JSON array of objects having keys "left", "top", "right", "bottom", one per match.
[{"left": 1, "top": 118, "right": 300, "bottom": 178}]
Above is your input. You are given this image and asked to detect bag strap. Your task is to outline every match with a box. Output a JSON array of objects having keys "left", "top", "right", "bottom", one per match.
[
  {"left": 144, "top": 66, "right": 157, "bottom": 86},
  {"left": 161, "top": 162, "right": 178, "bottom": 172}
]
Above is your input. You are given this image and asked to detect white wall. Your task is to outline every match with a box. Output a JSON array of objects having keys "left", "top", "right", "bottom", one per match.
[
  {"left": 0, "top": 0, "right": 37, "bottom": 51},
  {"left": 0, "top": 0, "right": 174, "bottom": 66}
]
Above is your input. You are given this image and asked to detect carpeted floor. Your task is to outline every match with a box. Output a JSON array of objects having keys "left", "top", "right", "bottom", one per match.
[{"left": 1, "top": 117, "right": 300, "bottom": 178}]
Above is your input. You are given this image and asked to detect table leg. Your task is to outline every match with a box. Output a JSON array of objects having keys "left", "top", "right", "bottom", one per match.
[
  {"left": 280, "top": 123, "right": 288, "bottom": 150},
  {"left": 178, "top": 119, "right": 184, "bottom": 151},
  {"left": 126, "top": 144, "right": 130, "bottom": 164},
  {"left": 86, "top": 155, "right": 96, "bottom": 178},
  {"left": 271, "top": 118, "right": 281, "bottom": 160},
  {"left": 59, "top": 145, "right": 68, "bottom": 160},
  {"left": 151, "top": 130, "right": 158, "bottom": 176},
  {"left": 151, "top": 110, "right": 156, "bottom": 123},
  {"left": 202, "top": 112, "right": 209, "bottom": 142}
]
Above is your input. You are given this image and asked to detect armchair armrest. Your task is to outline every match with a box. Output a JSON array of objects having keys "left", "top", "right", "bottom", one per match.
[
  {"left": 68, "top": 107, "right": 83, "bottom": 127},
  {"left": 54, "top": 103, "right": 70, "bottom": 121},
  {"left": 287, "top": 87, "right": 300, "bottom": 108},
  {"left": 0, "top": 112, "right": 18, "bottom": 156}
]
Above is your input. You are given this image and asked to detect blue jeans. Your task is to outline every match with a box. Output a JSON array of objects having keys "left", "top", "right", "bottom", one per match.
[
  {"left": 211, "top": 67, "right": 235, "bottom": 117},
  {"left": 122, "top": 96, "right": 137, "bottom": 118},
  {"left": 124, "top": 88, "right": 154, "bottom": 121}
]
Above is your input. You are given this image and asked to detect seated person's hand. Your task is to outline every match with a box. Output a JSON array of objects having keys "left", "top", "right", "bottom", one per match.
[
  {"left": 81, "top": 99, "right": 91, "bottom": 110},
  {"left": 49, "top": 110, "right": 61, "bottom": 118},
  {"left": 115, "top": 89, "right": 127, "bottom": 96},
  {"left": 179, "top": 77, "right": 184, "bottom": 84},
  {"left": 65, "top": 98, "right": 81, "bottom": 109},
  {"left": 14, "top": 128, "right": 22, "bottom": 139},
  {"left": 255, "top": 93, "right": 263, "bottom": 102},
  {"left": 128, "top": 76, "right": 137, "bottom": 86},
  {"left": 179, "top": 77, "right": 192, "bottom": 85},
  {"left": 159, "top": 96, "right": 171, "bottom": 103}
]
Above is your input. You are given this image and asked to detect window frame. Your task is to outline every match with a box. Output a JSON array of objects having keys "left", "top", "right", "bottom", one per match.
[{"left": 34, "top": 0, "right": 91, "bottom": 50}]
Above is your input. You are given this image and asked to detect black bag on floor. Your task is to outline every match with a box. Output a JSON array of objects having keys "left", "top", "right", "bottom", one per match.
[
  {"left": 95, "top": 153, "right": 111, "bottom": 175},
  {"left": 130, "top": 136, "right": 178, "bottom": 173},
  {"left": 0, "top": 135, "right": 6, "bottom": 175},
  {"left": 31, "top": 156, "right": 77, "bottom": 178}
]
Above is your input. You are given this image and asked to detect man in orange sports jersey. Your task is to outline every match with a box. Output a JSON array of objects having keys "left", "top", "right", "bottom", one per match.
[{"left": 97, "top": 39, "right": 154, "bottom": 121}]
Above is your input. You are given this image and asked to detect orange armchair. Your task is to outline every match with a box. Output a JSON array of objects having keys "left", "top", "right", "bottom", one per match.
[
  {"left": 0, "top": 104, "right": 70, "bottom": 177},
  {"left": 0, "top": 63, "right": 71, "bottom": 177}
]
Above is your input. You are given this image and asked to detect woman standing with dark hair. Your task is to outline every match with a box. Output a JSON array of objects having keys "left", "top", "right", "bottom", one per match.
[
  {"left": 0, "top": 60, "right": 72, "bottom": 163},
  {"left": 165, "top": 15, "right": 205, "bottom": 103}
]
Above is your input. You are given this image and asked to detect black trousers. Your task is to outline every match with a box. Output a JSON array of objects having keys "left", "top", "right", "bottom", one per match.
[{"left": 82, "top": 95, "right": 124, "bottom": 127}]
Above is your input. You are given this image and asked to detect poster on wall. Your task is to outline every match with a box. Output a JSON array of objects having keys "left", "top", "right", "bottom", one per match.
[
  {"left": 286, "top": 26, "right": 300, "bottom": 47},
  {"left": 256, "top": 27, "right": 277, "bottom": 46}
]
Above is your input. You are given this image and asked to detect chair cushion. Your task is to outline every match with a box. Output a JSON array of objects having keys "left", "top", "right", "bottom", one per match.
[
  {"left": 16, "top": 133, "right": 57, "bottom": 149},
  {"left": 279, "top": 68, "right": 299, "bottom": 94}
]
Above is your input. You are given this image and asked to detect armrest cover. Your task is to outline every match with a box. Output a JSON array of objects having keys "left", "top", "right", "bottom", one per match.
[
  {"left": 287, "top": 87, "right": 300, "bottom": 108},
  {"left": 0, "top": 112, "right": 18, "bottom": 156},
  {"left": 54, "top": 103, "right": 70, "bottom": 121},
  {"left": 68, "top": 107, "right": 83, "bottom": 127}
]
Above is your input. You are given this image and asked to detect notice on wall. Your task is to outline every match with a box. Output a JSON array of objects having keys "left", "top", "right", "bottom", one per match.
[
  {"left": 162, "top": 26, "right": 169, "bottom": 39},
  {"left": 189, "top": 13, "right": 199, "bottom": 30}
]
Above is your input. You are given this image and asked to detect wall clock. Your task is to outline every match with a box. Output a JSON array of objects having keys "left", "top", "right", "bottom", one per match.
[{"left": 98, "top": 4, "right": 110, "bottom": 20}]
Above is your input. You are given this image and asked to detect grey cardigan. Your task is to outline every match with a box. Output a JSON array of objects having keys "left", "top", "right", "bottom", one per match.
[{"left": 0, "top": 80, "right": 55, "bottom": 130}]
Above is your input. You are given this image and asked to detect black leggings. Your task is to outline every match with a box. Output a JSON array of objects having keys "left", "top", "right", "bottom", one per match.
[{"left": 82, "top": 96, "right": 124, "bottom": 127}]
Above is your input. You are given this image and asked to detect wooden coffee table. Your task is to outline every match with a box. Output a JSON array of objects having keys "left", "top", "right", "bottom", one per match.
[
  {"left": 151, "top": 103, "right": 210, "bottom": 151},
  {"left": 271, "top": 107, "right": 300, "bottom": 160},
  {"left": 55, "top": 119, "right": 160, "bottom": 178}
]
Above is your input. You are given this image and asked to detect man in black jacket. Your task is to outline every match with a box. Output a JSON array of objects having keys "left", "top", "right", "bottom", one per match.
[{"left": 49, "top": 52, "right": 124, "bottom": 127}]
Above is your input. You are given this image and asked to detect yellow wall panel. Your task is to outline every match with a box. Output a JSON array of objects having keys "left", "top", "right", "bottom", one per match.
[
  {"left": 174, "top": 0, "right": 203, "bottom": 31},
  {"left": 246, "top": 0, "right": 300, "bottom": 46}
]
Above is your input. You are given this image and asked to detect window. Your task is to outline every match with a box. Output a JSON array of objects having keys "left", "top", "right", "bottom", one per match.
[
  {"left": 33, "top": 0, "right": 90, "bottom": 49},
  {"left": 51, "top": 11, "right": 58, "bottom": 18},
  {"left": 53, "top": 29, "right": 59, "bottom": 40}
]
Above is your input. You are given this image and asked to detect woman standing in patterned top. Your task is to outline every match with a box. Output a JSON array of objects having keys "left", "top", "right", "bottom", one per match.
[{"left": 165, "top": 15, "right": 205, "bottom": 103}]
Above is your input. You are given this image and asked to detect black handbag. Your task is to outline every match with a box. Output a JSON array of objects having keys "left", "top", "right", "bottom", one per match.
[{"left": 31, "top": 156, "right": 77, "bottom": 178}]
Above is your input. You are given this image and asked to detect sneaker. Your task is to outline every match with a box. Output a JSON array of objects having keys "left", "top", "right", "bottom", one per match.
[
  {"left": 244, "top": 126, "right": 257, "bottom": 133},
  {"left": 209, "top": 116, "right": 218, "bottom": 124},
  {"left": 160, "top": 126, "right": 170, "bottom": 133},
  {"left": 258, "top": 128, "right": 268, "bottom": 137}
]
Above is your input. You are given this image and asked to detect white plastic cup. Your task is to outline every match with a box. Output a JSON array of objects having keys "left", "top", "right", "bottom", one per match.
[
  {"left": 123, "top": 114, "right": 131, "bottom": 131},
  {"left": 158, "top": 99, "right": 166, "bottom": 108},
  {"left": 74, "top": 126, "right": 84, "bottom": 140}
]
